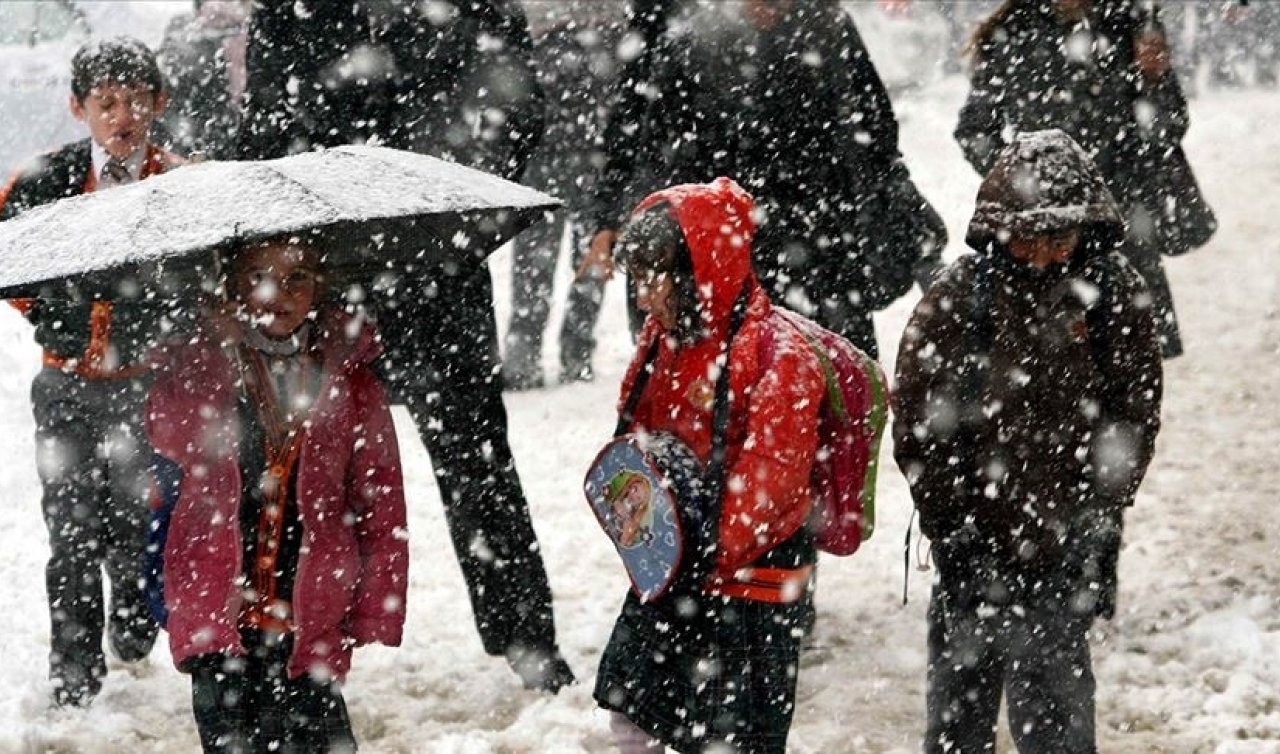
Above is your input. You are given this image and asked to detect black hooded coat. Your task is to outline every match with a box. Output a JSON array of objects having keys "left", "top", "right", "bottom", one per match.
[
  {"left": 590, "top": 1, "right": 940, "bottom": 356},
  {"left": 893, "top": 129, "right": 1163, "bottom": 613},
  {"left": 955, "top": 0, "right": 1211, "bottom": 357}
]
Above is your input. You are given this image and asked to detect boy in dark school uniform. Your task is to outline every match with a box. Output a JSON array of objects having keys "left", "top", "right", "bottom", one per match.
[{"left": 0, "top": 37, "right": 183, "bottom": 707}]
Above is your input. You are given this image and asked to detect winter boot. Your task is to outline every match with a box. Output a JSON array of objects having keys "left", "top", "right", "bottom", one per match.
[
  {"left": 557, "top": 361, "right": 594, "bottom": 385},
  {"left": 108, "top": 603, "right": 159, "bottom": 663},
  {"left": 50, "top": 657, "right": 105, "bottom": 707}
]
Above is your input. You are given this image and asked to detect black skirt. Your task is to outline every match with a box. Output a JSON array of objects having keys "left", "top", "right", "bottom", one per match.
[{"left": 594, "top": 586, "right": 811, "bottom": 754}]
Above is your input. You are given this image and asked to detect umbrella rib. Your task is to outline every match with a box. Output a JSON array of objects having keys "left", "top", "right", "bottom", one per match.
[{"left": 263, "top": 159, "right": 346, "bottom": 238}]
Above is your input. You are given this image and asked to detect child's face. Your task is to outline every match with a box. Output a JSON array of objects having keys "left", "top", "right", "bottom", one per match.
[
  {"left": 634, "top": 267, "right": 677, "bottom": 332},
  {"left": 232, "top": 242, "right": 321, "bottom": 340},
  {"left": 69, "top": 81, "right": 168, "bottom": 161},
  {"left": 1009, "top": 228, "right": 1080, "bottom": 269}
]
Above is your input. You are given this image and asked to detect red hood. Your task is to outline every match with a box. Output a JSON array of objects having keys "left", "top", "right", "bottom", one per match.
[{"left": 632, "top": 177, "right": 758, "bottom": 330}]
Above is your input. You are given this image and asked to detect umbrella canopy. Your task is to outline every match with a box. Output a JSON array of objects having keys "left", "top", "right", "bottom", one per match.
[{"left": 0, "top": 145, "right": 560, "bottom": 299}]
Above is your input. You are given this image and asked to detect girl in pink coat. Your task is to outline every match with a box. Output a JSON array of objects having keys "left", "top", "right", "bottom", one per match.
[{"left": 145, "top": 237, "right": 408, "bottom": 752}]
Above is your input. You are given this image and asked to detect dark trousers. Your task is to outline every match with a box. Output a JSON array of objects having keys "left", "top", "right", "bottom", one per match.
[
  {"left": 505, "top": 208, "right": 604, "bottom": 379},
  {"left": 190, "top": 631, "right": 356, "bottom": 754},
  {"left": 31, "top": 367, "right": 158, "bottom": 702},
  {"left": 377, "top": 267, "right": 559, "bottom": 656},
  {"left": 924, "top": 582, "right": 1097, "bottom": 754}
]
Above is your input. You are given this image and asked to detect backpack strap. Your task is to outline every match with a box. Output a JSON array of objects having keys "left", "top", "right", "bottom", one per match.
[
  {"left": 706, "top": 284, "right": 755, "bottom": 506},
  {"left": 614, "top": 286, "right": 753, "bottom": 591},
  {"left": 614, "top": 336, "right": 661, "bottom": 437}
]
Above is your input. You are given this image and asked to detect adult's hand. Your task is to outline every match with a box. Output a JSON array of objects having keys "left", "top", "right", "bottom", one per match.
[
  {"left": 576, "top": 229, "right": 619, "bottom": 282},
  {"left": 1135, "top": 29, "right": 1171, "bottom": 83}
]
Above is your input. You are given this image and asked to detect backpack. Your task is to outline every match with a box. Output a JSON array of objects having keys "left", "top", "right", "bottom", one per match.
[
  {"left": 770, "top": 309, "right": 888, "bottom": 556},
  {"left": 609, "top": 289, "right": 888, "bottom": 571}
]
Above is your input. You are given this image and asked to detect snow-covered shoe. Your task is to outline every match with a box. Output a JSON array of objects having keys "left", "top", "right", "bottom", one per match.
[
  {"left": 51, "top": 662, "right": 103, "bottom": 708},
  {"left": 502, "top": 366, "right": 546, "bottom": 392},
  {"left": 506, "top": 645, "right": 576, "bottom": 694},
  {"left": 108, "top": 607, "right": 159, "bottom": 663},
  {"left": 558, "top": 362, "right": 594, "bottom": 385}
]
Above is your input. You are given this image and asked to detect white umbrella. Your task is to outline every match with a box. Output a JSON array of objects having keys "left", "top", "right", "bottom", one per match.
[{"left": 0, "top": 144, "right": 560, "bottom": 299}]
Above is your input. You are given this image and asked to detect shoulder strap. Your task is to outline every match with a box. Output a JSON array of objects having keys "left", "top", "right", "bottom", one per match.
[
  {"left": 706, "top": 284, "right": 755, "bottom": 509},
  {"left": 614, "top": 335, "right": 662, "bottom": 437}
]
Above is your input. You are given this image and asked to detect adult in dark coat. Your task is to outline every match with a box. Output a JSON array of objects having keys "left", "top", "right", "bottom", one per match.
[
  {"left": 894, "top": 130, "right": 1163, "bottom": 753},
  {"left": 236, "top": 0, "right": 384, "bottom": 160},
  {"left": 501, "top": 9, "right": 624, "bottom": 389},
  {"left": 237, "top": 0, "right": 574, "bottom": 691},
  {"left": 955, "top": 0, "right": 1211, "bottom": 358},
  {"left": 156, "top": 0, "right": 250, "bottom": 160},
  {"left": 581, "top": 0, "right": 939, "bottom": 359}
]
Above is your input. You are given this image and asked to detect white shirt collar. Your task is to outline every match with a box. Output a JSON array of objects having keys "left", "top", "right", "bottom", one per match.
[{"left": 90, "top": 141, "right": 147, "bottom": 183}]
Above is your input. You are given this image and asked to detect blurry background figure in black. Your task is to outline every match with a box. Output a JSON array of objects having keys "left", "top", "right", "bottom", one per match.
[
  {"left": 236, "top": 0, "right": 575, "bottom": 692},
  {"left": 500, "top": 0, "right": 626, "bottom": 390},
  {"left": 932, "top": 0, "right": 1000, "bottom": 75},
  {"left": 956, "top": 0, "right": 1217, "bottom": 359},
  {"left": 580, "top": 0, "right": 945, "bottom": 359},
  {"left": 156, "top": 0, "right": 251, "bottom": 160}
]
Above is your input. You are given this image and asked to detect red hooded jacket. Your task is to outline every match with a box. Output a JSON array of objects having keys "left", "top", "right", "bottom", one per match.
[
  {"left": 145, "top": 310, "right": 408, "bottom": 681},
  {"left": 618, "top": 178, "right": 826, "bottom": 586}
]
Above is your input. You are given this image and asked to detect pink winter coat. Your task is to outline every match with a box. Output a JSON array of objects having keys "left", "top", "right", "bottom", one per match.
[{"left": 145, "top": 310, "right": 408, "bottom": 681}]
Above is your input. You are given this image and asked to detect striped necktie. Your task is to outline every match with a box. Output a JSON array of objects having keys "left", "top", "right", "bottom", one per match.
[{"left": 100, "top": 158, "right": 132, "bottom": 187}]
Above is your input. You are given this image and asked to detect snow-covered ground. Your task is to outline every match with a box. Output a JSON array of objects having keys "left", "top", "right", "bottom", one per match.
[{"left": 0, "top": 76, "right": 1277, "bottom": 753}]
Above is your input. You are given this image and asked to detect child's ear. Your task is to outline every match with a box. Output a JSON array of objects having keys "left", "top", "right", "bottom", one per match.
[{"left": 69, "top": 94, "right": 86, "bottom": 123}]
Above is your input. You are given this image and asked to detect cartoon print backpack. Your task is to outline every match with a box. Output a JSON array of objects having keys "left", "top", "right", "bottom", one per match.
[
  {"left": 770, "top": 309, "right": 888, "bottom": 556},
  {"left": 584, "top": 432, "right": 716, "bottom": 602}
]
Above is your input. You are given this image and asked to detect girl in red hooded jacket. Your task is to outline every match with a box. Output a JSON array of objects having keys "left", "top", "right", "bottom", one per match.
[
  {"left": 593, "top": 179, "right": 828, "bottom": 754},
  {"left": 145, "top": 237, "right": 408, "bottom": 753}
]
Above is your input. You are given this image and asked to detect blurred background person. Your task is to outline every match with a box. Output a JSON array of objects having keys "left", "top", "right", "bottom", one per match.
[
  {"left": 156, "top": 0, "right": 250, "bottom": 159},
  {"left": 580, "top": 0, "right": 944, "bottom": 359},
  {"left": 500, "top": 1, "right": 625, "bottom": 390},
  {"left": 956, "top": 0, "right": 1214, "bottom": 358}
]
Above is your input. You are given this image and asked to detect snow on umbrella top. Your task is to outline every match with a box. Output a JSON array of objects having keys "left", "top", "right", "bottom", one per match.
[{"left": 0, "top": 145, "right": 560, "bottom": 299}]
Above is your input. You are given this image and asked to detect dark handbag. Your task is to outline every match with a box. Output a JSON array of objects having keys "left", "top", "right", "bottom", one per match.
[
  {"left": 1156, "top": 144, "right": 1217, "bottom": 256},
  {"left": 854, "top": 160, "right": 949, "bottom": 310}
]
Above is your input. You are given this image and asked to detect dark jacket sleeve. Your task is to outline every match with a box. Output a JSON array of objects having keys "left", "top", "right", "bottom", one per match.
[
  {"left": 477, "top": 1, "right": 546, "bottom": 181},
  {"left": 954, "top": 40, "right": 1008, "bottom": 176},
  {"left": 588, "top": 45, "right": 665, "bottom": 232},
  {"left": 1085, "top": 254, "right": 1164, "bottom": 507},
  {"left": 892, "top": 259, "right": 982, "bottom": 540},
  {"left": 1135, "top": 67, "right": 1189, "bottom": 146},
  {"left": 829, "top": 11, "right": 900, "bottom": 180},
  {"left": 1, "top": 142, "right": 94, "bottom": 355},
  {"left": 238, "top": 0, "right": 374, "bottom": 159}
]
